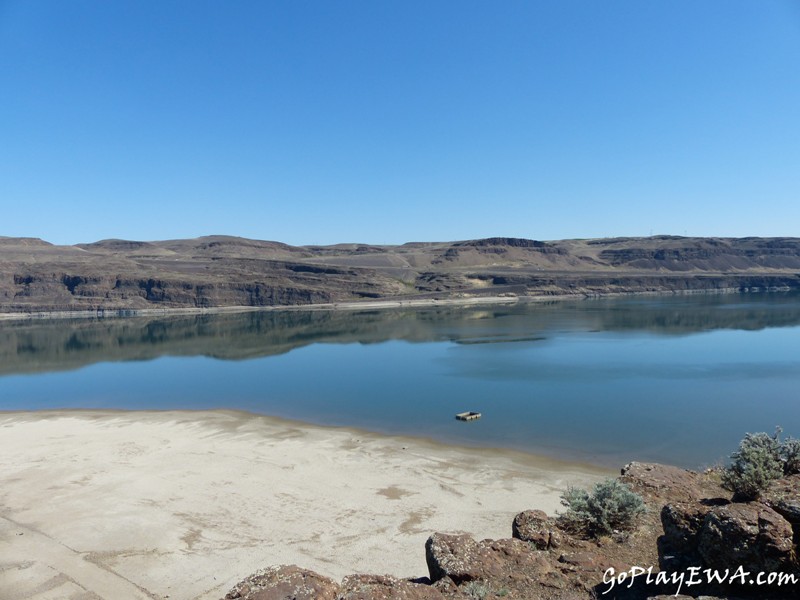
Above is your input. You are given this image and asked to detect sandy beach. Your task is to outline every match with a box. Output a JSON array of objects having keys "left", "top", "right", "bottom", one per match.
[{"left": 0, "top": 410, "right": 611, "bottom": 600}]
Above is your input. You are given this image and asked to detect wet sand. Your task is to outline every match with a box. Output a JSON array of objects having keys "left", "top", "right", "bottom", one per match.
[{"left": 0, "top": 410, "right": 611, "bottom": 600}]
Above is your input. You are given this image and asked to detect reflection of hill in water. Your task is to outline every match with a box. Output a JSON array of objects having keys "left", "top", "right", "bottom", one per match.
[
  {"left": 578, "top": 292, "right": 800, "bottom": 333},
  {"left": 2, "top": 292, "right": 800, "bottom": 376}
]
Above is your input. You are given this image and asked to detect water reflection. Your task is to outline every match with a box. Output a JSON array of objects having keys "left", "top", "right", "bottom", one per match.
[
  {"left": 1, "top": 292, "right": 800, "bottom": 377},
  {"left": 1, "top": 292, "right": 799, "bottom": 468}
]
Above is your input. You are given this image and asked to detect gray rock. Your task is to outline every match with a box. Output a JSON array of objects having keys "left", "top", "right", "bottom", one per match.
[{"left": 698, "top": 503, "right": 795, "bottom": 572}]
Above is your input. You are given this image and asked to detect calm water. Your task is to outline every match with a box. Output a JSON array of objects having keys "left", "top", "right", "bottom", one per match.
[{"left": 1, "top": 293, "right": 799, "bottom": 468}]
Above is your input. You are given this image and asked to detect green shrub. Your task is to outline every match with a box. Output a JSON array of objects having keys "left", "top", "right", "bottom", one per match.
[
  {"left": 558, "top": 478, "right": 645, "bottom": 537},
  {"left": 781, "top": 437, "right": 800, "bottom": 475},
  {"left": 462, "top": 581, "right": 491, "bottom": 599},
  {"left": 721, "top": 429, "right": 783, "bottom": 501},
  {"left": 460, "top": 581, "right": 508, "bottom": 598}
]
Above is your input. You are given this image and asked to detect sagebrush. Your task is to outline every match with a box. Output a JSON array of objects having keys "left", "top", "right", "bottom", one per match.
[
  {"left": 462, "top": 581, "right": 491, "bottom": 599},
  {"left": 558, "top": 478, "right": 645, "bottom": 537},
  {"left": 781, "top": 437, "right": 800, "bottom": 475},
  {"left": 721, "top": 427, "right": 798, "bottom": 501}
]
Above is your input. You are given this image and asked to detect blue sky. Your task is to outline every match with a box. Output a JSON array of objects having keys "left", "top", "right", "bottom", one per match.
[{"left": 1, "top": 1, "right": 798, "bottom": 245}]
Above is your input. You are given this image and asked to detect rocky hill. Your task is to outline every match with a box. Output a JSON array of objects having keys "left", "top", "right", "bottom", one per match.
[
  {"left": 222, "top": 462, "right": 800, "bottom": 600},
  {"left": 1, "top": 235, "right": 800, "bottom": 314}
]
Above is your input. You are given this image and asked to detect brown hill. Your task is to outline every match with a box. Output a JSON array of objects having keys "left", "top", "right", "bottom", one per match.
[{"left": 1, "top": 235, "right": 799, "bottom": 314}]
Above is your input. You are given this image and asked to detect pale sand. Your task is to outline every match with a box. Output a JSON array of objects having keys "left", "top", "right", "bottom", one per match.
[
  {"left": 0, "top": 410, "right": 612, "bottom": 600},
  {"left": 0, "top": 295, "right": 522, "bottom": 321}
]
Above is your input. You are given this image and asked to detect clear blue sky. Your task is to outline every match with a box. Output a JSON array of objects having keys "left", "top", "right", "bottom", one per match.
[{"left": 1, "top": 1, "right": 799, "bottom": 246}]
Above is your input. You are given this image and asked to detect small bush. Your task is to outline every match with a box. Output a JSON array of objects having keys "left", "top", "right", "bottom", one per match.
[
  {"left": 721, "top": 429, "right": 783, "bottom": 501},
  {"left": 462, "top": 581, "right": 491, "bottom": 599},
  {"left": 558, "top": 478, "right": 645, "bottom": 537},
  {"left": 461, "top": 581, "right": 508, "bottom": 598},
  {"left": 781, "top": 437, "right": 800, "bottom": 475}
]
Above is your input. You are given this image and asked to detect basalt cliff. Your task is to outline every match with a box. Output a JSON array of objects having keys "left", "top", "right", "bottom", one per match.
[{"left": 1, "top": 235, "right": 800, "bottom": 314}]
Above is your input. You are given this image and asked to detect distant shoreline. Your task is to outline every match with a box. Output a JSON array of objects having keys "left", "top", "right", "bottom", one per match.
[{"left": 0, "top": 286, "right": 784, "bottom": 322}]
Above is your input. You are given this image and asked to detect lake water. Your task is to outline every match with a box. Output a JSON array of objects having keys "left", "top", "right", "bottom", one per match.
[{"left": 1, "top": 292, "right": 799, "bottom": 469}]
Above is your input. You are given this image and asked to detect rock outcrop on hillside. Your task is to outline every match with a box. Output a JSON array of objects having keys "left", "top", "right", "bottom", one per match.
[
  {"left": 223, "top": 463, "right": 800, "bottom": 600},
  {"left": 2, "top": 235, "right": 800, "bottom": 314}
]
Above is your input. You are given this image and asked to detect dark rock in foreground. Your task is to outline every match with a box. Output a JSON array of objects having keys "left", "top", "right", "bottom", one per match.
[
  {"left": 699, "top": 503, "right": 795, "bottom": 572},
  {"left": 511, "top": 509, "right": 563, "bottom": 550},
  {"left": 339, "top": 575, "right": 446, "bottom": 599},
  {"left": 224, "top": 565, "right": 339, "bottom": 600}
]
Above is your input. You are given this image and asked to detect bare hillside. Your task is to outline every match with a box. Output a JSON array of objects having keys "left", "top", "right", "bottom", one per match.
[{"left": 1, "top": 235, "right": 799, "bottom": 314}]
